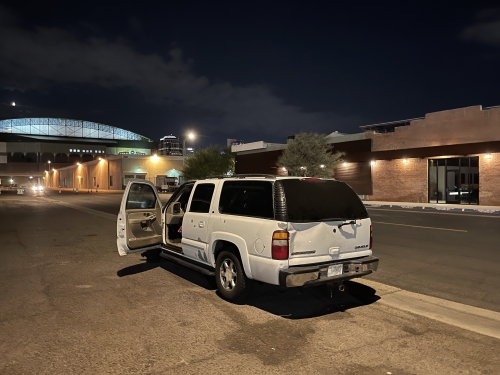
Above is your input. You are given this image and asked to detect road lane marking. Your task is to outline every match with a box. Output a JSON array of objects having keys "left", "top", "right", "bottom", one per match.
[
  {"left": 357, "top": 279, "right": 500, "bottom": 340},
  {"left": 372, "top": 221, "right": 467, "bottom": 232},
  {"left": 368, "top": 207, "right": 500, "bottom": 219},
  {"left": 39, "top": 197, "right": 116, "bottom": 221}
]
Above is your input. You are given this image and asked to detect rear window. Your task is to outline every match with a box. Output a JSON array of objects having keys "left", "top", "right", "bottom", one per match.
[
  {"left": 281, "top": 179, "right": 368, "bottom": 222},
  {"left": 219, "top": 180, "right": 274, "bottom": 219}
]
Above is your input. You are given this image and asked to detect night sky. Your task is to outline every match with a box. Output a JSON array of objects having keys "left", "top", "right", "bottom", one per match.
[{"left": 0, "top": 1, "right": 499, "bottom": 148}]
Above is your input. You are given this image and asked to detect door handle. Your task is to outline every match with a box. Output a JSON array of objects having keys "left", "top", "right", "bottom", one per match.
[{"left": 198, "top": 221, "right": 205, "bottom": 228}]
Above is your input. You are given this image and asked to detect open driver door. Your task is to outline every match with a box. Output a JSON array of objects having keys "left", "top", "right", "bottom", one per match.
[{"left": 117, "top": 180, "right": 162, "bottom": 256}]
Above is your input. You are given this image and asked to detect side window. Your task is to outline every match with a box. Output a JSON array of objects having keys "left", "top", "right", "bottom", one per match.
[
  {"left": 219, "top": 181, "right": 274, "bottom": 219},
  {"left": 126, "top": 184, "right": 157, "bottom": 209},
  {"left": 170, "top": 184, "right": 194, "bottom": 212},
  {"left": 189, "top": 184, "right": 215, "bottom": 213}
]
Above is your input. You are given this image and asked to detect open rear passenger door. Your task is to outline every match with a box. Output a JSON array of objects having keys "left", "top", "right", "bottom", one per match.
[{"left": 117, "top": 180, "right": 162, "bottom": 256}]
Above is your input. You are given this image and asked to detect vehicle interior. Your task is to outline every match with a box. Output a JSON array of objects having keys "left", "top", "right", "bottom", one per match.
[{"left": 164, "top": 184, "right": 193, "bottom": 249}]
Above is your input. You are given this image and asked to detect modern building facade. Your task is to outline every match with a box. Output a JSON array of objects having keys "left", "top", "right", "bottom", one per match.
[
  {"left": 0, "top": 118, "right": 157, "bottom": 186},
  {"left": 233, "top": 105, "right": 500, "bottom": 206}
]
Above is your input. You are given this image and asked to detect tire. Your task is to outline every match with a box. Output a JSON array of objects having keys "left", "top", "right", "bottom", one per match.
[{"left": 215, "top": 250, "right": 253, "bottom": 303}]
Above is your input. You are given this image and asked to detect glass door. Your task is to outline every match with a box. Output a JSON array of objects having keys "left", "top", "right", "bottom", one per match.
[
  {"left": 437, "top": 159, "right": 446, "bottom": 204},
  {"left": 428, "top": 160, "right": 437, "bottom": 203},
  {"left": 445, "top": 158, "right": 460, "bottom": 203}
]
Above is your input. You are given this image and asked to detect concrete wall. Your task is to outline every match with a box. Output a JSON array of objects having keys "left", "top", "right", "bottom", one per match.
[
  {"left": 4, "top": 141, "right": 106, "bottom": 154},
  {"left": 108, "top": 159, "right": 122, "bottom": 190},
  {"left": 48, "top": 155, "right": 185, "bottom": 190},
  {"left": 121, "top": 156, "right": 184, "bottom": 187},
  {"left": 367, "top": 106, "right": 500, "bottom": 151},
  {"left": 0, "top": 142, "right": 6, "bottom": 163}
]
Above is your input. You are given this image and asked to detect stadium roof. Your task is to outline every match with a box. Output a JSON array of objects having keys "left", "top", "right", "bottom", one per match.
[{"left": 0, "top": 118, "right": 151, "bottom": 141}]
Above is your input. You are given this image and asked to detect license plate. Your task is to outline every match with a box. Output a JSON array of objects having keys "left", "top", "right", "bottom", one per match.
[{"left": 327, "top": 264, "right": 343, "bottom": 277}]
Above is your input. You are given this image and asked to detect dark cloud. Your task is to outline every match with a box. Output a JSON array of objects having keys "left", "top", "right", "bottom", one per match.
[
  {"left": 0, "top": 5, "right": 360, "bottom": 140},
  {"left": 460, "top": 7, "right": 500, "bottom": 46}
]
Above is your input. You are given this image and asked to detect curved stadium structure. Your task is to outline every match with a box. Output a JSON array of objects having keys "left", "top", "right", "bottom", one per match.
[
  {"left": 0, "top": 118, "right": 150, "bottom": 141},
  {"left": 0, "top": 117, "right": 157, "bottom": 185}
]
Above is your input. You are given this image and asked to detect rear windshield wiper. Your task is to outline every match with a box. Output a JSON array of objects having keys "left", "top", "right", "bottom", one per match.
[{"left": 338, "top": 220, "right": 356, "bottom": 229}]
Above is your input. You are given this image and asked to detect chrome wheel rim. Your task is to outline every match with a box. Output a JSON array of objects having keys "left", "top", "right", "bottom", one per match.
[{"left": 220, "top": 258, "right": 237, "bottom": 291}]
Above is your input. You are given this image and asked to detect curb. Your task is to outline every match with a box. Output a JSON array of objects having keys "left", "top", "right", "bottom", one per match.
[{"left": 364, "top": 203, "right": 500, "bottom": 215}]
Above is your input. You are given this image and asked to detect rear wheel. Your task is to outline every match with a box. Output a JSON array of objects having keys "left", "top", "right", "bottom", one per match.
[{"left": 215, "top": 250, "right": 253, "bottom": 302}]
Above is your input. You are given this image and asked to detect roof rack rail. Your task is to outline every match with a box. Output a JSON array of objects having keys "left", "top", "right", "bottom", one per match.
[
  {"left": 201, "top": 174, "right": 277, "bottom": 180},
  {"left": 232, "top": 174, "right": 276, "bottom": 179},
  {"left": 202, "top": 175, "right": 227, "bottom": 179}
]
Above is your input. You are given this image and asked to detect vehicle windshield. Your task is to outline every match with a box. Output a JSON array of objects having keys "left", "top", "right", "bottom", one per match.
[{"left": 280, "top": 179, "right": 369, "bottom": 222}]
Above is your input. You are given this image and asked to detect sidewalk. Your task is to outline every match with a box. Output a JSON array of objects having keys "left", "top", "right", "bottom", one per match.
[
  {"left": 364, "top": 200, "right": 500, "bottom": 215},
  {"left": 45, "top": 187, "right": 124, "bottom": 194}
]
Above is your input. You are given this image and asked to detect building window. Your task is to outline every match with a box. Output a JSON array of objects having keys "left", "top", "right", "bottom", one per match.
[{"left": 428, "top": 157, "right": 479, "bottom": 205}]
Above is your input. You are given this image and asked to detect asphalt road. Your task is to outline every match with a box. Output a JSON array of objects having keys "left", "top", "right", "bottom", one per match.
[
  {"left": 19, "top": 188, "right": 500, "bottom": 312},
  {"left": 367, "top": 207, "right": 500, "bottom": 312},
  {"left": 0, "top": 191, "right": 499, "bottom": 374}
]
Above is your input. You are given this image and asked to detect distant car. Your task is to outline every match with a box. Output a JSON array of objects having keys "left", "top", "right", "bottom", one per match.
[{"left": 31, "top": 185, "right": 44, "bottom": 192}]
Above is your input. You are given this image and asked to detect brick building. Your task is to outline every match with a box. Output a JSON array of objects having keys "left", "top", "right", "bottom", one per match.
[{"left": 233, "top": 105, "right": 500, "bottom": 206}]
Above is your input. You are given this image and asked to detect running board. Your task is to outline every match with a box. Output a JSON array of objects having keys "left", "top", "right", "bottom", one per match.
[{"left": 160, "top": 251, "right": 215, "bottom": 276}]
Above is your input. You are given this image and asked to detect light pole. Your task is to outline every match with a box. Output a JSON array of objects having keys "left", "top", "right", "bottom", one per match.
[
  {"left": 183, "top": 132, "right": 196, "bottom": 156},
  {"left": 47, "top": 160, "right": 51, "bottom": 186}
]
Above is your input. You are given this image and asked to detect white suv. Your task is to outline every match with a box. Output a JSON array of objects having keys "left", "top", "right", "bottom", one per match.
[{"left": 117, "top": 175, "right": 378, "bottom": 302}]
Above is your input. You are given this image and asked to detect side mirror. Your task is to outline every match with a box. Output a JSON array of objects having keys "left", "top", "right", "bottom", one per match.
[{"left": 172, "top": 202, "right": 181, "bottom": 214}]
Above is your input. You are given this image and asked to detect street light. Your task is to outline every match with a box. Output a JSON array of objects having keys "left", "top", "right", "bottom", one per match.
[{"left": 183, "top": 132, "right": 196, "bottom": 156}]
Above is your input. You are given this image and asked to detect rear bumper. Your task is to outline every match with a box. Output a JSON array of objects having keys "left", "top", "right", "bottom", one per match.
[{"left": 279, "top": 256, "right": 379, "bottom": 287}]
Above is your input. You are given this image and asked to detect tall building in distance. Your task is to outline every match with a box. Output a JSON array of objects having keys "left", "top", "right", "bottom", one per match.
[{"left": 159, "top": 135, "right": 182, "bottom": 156}]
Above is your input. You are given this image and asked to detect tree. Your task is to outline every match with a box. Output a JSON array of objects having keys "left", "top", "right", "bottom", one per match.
[
  {"left": 182, "top": 145, "right": 235, "bottom": 180},
  {"left": 276, "top": 133, "right": 345, "bottom": 177}
]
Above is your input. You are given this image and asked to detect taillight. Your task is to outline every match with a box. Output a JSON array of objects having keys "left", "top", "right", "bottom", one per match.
[
  {"left": 369, "top": 225, "right": 373, "bottom": 249},
  {"left": 272, "top": 230, "right": 289, "bottom": 260}
]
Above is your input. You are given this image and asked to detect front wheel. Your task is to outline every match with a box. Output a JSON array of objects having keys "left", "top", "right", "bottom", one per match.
[{"left": 215, "top": 250, "right": 253, "bottom": 303}]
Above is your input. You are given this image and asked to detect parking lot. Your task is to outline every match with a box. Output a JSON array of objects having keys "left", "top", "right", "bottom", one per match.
[{"left": 0, "top": 191, "right": 499, "bottom": 374}]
